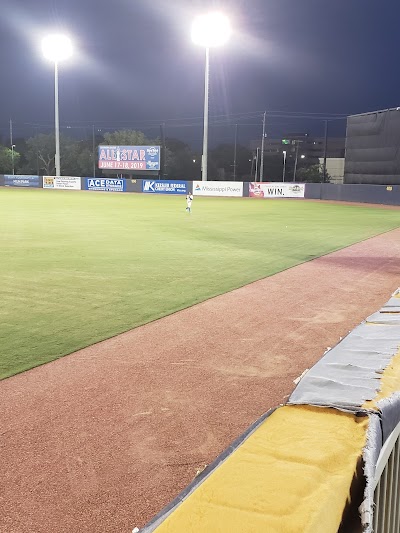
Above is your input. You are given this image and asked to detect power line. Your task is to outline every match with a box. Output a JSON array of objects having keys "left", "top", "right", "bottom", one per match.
[{"left": 8, "top": 109, "right": 348, "bottom": 129}]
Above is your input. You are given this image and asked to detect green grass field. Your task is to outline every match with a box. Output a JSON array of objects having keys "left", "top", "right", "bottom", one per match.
[{"left": 1, "top": 188, "right": 399, "bottom": 379}]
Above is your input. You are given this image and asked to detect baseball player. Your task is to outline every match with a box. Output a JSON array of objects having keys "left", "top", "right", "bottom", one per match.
[{"left": 186, "top": 193, "right": 193, "bottom": 213}]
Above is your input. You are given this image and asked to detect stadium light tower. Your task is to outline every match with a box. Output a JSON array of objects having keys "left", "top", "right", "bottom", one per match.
[
  {"left": 42, "top": 34, "right": 73, "bottom": 176},
  {"left": 191, "top": 13, "right": 231, "bottom": 181}
]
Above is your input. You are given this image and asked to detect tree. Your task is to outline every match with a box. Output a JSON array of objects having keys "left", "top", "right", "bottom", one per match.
[
  {"left": 164, "top": 138, "right": 189, "bottom": 153},
  {"left": 61, "top": 141, "right": 94, "bottom": 177},
  {"left": 76, "top": 147, "right": 95, "bottom": 176},
  {"left": 21, "top": 134, "right": 96, "bottom": 176},
  {"left": 23, "top": 134, "right": 57, "bottom": 175},
  {"left": 164, "top": 138, "right": 200, "bottom": 180},
  {"left": 296, "top": 164, "right": 330, "bottom": 183},
  {"left": 209, "top": 143, "right": 252, "bottom": 181},
  {"left": 103, "top": 129, "right": 152, "bottom": 146},
  {"left": 0, "top": 146, "right": 20, "bottom": 174}
]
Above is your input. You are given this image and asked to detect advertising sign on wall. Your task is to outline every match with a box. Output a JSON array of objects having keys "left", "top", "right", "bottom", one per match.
[
  {"left": 142, "top": 180, "right": 188, "bottom": 194},
  {"left": 4, "top": 175, "right": 39, "bottom": 187},
  {"left": 193, "top": 181, "right": 243, "bottom": 197},
  {"left": 43, "top": 176, "right": 81, "bottom": 190},
  {"left": 98, "top": 146, "right": 160, "bottom": 171},
  {"left": 43, "top": 176, "right": 54, "bottom": 188},
  {"left": 84, "top": 178, "right": 126, "bottom": 192},
  {"left": 249, "top": 182, "right": 305, "bottom": 198}
]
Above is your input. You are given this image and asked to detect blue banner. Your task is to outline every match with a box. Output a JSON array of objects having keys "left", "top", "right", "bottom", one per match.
[
  {"left": 98, "top": 145, "right": 160, "bottom": 171},
  {"left": 4, "top": 175, "right": 39, "bottom": 187},
  {"left": 84, "top": 178, "right": 126, "bottom": 192},
  {"left": 142, "top": 180, "right": 188, "bottom": 194}
]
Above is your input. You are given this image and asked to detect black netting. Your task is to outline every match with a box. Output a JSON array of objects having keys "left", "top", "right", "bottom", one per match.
[{"left": 344, "top": 109, "right": 400, "bottom": 185}]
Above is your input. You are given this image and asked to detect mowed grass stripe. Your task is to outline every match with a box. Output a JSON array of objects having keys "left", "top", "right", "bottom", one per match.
[{"left": 1, "top": 188, "right": 399, "bottom": 379}]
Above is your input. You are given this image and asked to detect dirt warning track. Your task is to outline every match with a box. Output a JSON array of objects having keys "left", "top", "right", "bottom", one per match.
[{"left": 1, "top": 228, "right": 400, "bottom": 533}]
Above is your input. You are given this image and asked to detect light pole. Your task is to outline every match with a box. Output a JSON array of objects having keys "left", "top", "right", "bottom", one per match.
[
  {"left": 191, "top": 13, "right": 231, "bottom": 181},
  {"left": 282, "top": 150, "right": 287, "bottom": 182},
  {"left": 233, "top": 123, "right": 238, "bottom": 181},
  {"left": 260, "top": 111, "right": 266, "bottom": 182},
  {"left": 9, "top": 118, "right": 15, "bottom": 175},
  {"left": 42, "top": 34, "right": 73, "bottom": 176}
]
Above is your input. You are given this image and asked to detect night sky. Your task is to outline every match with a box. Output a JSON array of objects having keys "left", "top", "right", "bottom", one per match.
[{"left": 1, "top": 0, "right": 400, "bottom": 146}]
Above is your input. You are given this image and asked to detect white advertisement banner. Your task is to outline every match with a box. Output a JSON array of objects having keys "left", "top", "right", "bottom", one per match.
[
  {"left": 43, "top": 176, "right": 81, "bottom": 190},
  {"left": 249, "top": 182, "right": 305, "bottom": 198},
  {"left": 193, "top": 181, "right": 243, "bottom": 197}
]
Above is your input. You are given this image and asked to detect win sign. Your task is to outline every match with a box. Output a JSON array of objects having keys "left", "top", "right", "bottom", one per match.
[
  {"left": 85, "top": 178, "right": 126, "bottom": 192},
  {"left": 142, "top": 180, "right": 188, "bottom": 194}
]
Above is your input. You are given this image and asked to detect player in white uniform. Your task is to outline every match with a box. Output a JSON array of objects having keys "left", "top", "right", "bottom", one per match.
[{"left": 186, "top": 193, "right": 193, "bottom": 213}]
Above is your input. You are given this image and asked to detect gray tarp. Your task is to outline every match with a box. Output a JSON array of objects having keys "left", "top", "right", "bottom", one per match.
[{"left": 288, "top": 321, "right": 400, "bottom": 409}]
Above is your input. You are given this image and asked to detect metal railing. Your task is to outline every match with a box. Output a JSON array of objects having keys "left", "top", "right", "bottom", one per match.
[{"left": 372, "top": 422, "right": 400, "bottom": 532}]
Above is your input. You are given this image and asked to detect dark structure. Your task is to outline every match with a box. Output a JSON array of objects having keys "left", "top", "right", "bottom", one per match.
[
  {"left": 250, "top": 134, "right": 345, "bottom": 159},
  {"left": 344, "top": 108, "right": 400, "bottom": 185}
]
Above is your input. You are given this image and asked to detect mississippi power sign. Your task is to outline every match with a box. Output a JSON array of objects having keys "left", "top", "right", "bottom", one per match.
[
  {"left": 98, "top": 145, "right": 160, "bottom": 171},
  {"left": 193, "top": 181, "right": 243, "bottom": 197}
]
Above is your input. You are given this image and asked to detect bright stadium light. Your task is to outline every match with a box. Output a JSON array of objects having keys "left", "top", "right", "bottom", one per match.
[
  {"left": 191, "top": 12, "right": 231, "bottom": 48},
  {"left": 42, "top": 34, "right": 73, "bottom": 62},
  {"left": 42, "top": 34, "right": 73, "bottom": 176},
  {"left": 191, "top": 13, "right": 231, "bottom": 181}
]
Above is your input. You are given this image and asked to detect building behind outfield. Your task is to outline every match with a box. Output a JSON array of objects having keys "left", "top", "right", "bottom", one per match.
[{"left": 344, "top": 108, "right": 400, "bottom": 185}]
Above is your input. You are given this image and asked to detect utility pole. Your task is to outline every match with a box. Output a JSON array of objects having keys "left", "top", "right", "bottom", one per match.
[
  {"left": 260, "top": 111, "right": 266, "bottom": 183},
  {"left": 282, "top": 150, "right": 287, "bottom": 182},
  {"left": 322, "top": 119, "right": 328, "bottom": 183},
  {"left": 250, "top": 152, "right": 255, "bottom": 179},
  {"left": 9, "top": 118, "right": 15, "bottom": 175},
  {"left": 233, "top": 123, "right": 238, "bottom": 181}
]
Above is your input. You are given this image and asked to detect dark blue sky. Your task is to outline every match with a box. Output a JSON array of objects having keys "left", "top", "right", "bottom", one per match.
[{"left": 1, "top": 0, "right": 400, "bottom": 146}]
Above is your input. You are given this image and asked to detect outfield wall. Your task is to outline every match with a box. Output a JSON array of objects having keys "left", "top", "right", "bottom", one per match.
[
  {"left": 304, "top": 183, "right": 400, "bottom": 205},
  {"left": 1, "top": 175, "right": 400, "bottom": 205},
  {"left": 140, "top": 288, "right": 400, "bottom": 533}
]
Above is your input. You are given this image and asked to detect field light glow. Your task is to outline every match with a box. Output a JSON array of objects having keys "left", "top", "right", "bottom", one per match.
[
  {"left": 191, "top": 12, "right": 231, "bottom": 48},
  {"left": 42, "top": 34, "right": 73, "bottom": 62}
]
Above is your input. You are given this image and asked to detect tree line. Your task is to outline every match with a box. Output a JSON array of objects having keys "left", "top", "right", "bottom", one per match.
[{"left": 0, "top": 129, "right": 326, "bottom": 182}]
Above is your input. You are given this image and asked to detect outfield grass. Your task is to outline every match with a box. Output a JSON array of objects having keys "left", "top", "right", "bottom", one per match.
[{"left": 1, "top": 188, "right": 399, "bottom": 379}]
